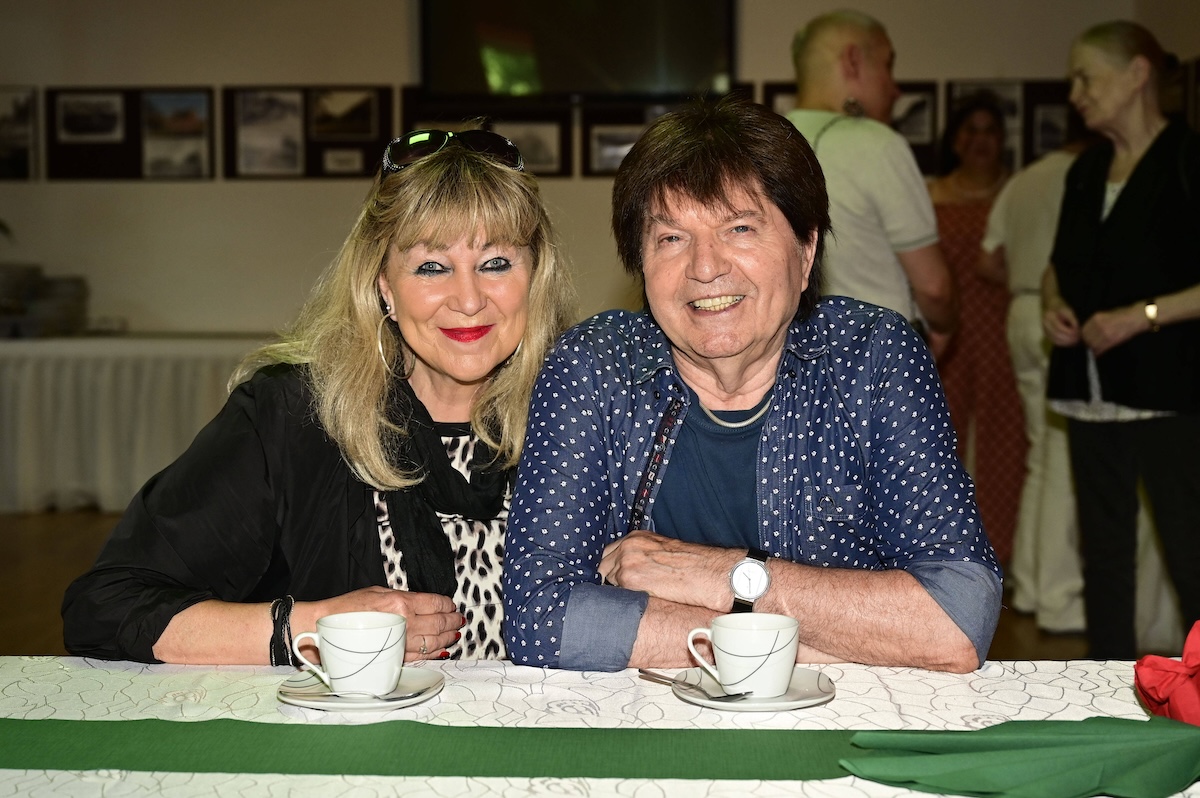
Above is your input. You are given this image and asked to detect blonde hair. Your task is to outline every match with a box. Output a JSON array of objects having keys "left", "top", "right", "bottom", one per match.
[
  {"left": 232, "top": 144, "right": 575, "bottom": 490},
  {"left": 791, "top": 9, "right": 887, "bottom": 89},
  {"left": 1077, "top": 20, "right": 1175, "bottom": 91}
]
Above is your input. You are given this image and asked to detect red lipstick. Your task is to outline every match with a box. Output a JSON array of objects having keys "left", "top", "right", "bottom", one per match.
[{"left": 440, "top": 326, "right": 493, "bottom": 342}]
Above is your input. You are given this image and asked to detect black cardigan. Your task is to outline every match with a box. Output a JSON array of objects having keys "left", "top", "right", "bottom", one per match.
[
  {"left": 1048, "top": 119, "right": 1200, "bottom": 412},
  {"left": 61, "top": 365, "right": 387, "bottom": 662}
]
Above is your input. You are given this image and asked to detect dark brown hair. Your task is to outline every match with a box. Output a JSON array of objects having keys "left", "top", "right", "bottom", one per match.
[
  {"left": 938, "top": 91, "right": 1007, "bottom": 176},
  {"left": 611, "top": 95, "right": 831, "bottom": 319}
]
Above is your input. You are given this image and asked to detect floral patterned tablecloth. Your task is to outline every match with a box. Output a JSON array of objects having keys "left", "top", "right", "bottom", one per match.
[{"left": 0, "top": 656, "right": 1192, "bottom": 797}]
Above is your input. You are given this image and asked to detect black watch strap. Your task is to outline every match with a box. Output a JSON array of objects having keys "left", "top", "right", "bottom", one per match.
[{"left": 730, "top": 548, "right": 771, "bottom": 612}]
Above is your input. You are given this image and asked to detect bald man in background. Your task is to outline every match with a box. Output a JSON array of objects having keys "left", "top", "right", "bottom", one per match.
[{"left": 787, "top": 10, "right": 957, "bottom": 356}]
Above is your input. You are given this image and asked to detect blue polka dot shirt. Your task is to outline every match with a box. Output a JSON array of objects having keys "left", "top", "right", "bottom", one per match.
[{"left": 503, "top": 298, "right": 1002, "bottom": 670}]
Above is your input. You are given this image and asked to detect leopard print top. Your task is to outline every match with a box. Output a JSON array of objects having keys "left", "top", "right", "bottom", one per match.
[{"left": 374, "top": 430, "right": 508, "bottom": 660}]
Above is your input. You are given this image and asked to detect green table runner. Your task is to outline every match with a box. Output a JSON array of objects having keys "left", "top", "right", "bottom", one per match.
[{"left": 0, "top": 718, "right": 856, "bottom": 780}]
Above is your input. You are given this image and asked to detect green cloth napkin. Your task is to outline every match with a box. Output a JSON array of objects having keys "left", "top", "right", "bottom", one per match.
[{"left": 839, "top": 715, "right": 1200, "bottom": 798}]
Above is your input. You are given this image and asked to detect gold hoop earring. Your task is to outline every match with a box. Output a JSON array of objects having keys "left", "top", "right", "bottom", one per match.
[
  {"left": 376, "top": 307, "right": 393, "bottom": 371},
  {"left": 377, "top": 308, "right": 415, "bottom": 379}
]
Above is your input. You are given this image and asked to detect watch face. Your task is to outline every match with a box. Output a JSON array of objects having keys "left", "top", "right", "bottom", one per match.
[{"left": 731, "top": 559, "right": 770, "bottom": 601}]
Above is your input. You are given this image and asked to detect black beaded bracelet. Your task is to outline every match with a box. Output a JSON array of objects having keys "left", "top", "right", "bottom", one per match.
[{"left": 269, "top": 595, "right": 296, "bottom": 666}]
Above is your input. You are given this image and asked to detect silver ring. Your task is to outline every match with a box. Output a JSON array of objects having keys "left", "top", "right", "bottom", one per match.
[{"left": 419, "top": 636, "right": 428, "bottom": 655}]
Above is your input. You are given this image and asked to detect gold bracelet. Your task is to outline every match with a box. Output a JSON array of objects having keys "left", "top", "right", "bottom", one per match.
[{"left": 1144, "top": 300, "right": 1161, "bottom": 333}]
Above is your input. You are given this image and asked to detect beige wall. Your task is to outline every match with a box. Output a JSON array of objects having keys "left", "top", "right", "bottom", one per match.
[{"left": 3, "top": 0, "right": 1174, "bottom": 333}]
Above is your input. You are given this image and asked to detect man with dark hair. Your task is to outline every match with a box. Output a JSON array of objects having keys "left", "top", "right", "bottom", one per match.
[{"left": 503, "top": 96, "right": 1001, "bottom": 674}]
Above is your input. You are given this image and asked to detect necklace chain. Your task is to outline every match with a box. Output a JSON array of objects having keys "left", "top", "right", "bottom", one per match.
[{"left": 698, "top": 397, "right": 771, "bottom": 429}]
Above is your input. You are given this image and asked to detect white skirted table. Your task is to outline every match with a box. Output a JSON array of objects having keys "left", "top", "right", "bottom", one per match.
[
  {"left": 0, "top": 335, "right": 264, "bottom": 513},
  {"left": 0, "top": 656, "right": 1196, "bottom": 797}
]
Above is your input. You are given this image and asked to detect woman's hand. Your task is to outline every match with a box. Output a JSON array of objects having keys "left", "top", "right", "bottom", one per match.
[
  {"left": 1041, "top": 265, "right": 1080, "bottom": 347},
  {"left": 1043, "top": 303, "right": 1081, "bottom": 347},
  {"left": 296, "top": 587, "right": 463, "bottom": 661},
  {"left": 1081, "top": 303, "right": 1149, "bottom": 355}
]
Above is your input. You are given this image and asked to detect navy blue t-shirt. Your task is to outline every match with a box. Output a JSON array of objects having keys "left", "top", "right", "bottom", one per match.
[{"left": 650, "top": 385, "right": 771, "bottom": 549}]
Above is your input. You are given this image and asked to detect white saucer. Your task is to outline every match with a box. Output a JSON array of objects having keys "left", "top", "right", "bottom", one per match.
[
  {"left": 277, "top": 667, "right": 444, "bottom": 711},
  {"left": 670, "top": 666, "right": 835, "bottom": 712}
]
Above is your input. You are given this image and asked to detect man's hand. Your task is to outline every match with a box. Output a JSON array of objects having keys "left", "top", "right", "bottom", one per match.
[{"left": 599, "top": 530, "right": 742, "bottom": 611}]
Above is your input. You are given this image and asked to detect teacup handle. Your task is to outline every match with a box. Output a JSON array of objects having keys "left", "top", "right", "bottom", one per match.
[
  {"left": 292, "top": 631, "right": 331, "bottom": 687},
  {"left": 686, "top": 627, "right": 721, "bottom": 685}
]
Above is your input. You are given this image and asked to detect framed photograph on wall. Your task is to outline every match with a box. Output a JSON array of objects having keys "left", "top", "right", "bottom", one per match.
[
  {"left": 142, "top": 90, "right": 211, "bottom": 178},
  {"left": 229, "top": 88, "right": 304, "bottom": 177},
  {"left": 56, "top": 92, "right": 124, "bottom": 143},
  {"left": 1021, "top": 80, "right": 1071, "bottom": 162},
  {"left": 46, "top": 87, "right": 213, "bottom": 180},
  {"left": 946, "top": 80, "right": 1023, "bottom": 170},
  {"left": 491, "top": 110, "right": 571, "bottom": 177},
  {"left": 0, "top": 87, "right": 36, "bottom": 180},
  {"left": 762, "top": 82, "right": 796, "bottom": 117},
  {"left": 895, "top": 81, "right": 938, "bottom": 174},
  {"left": 581, "top": 106, "right": 652, "bottom": 177},
  {"left": 309, "top": 88, "right": 379, "bottom": 141},
  {"left": 224, "top": 86, "right": 392, "bottom": 178},
  {"left": 401, "top": 88, "right": 573, "bottom": 177}
]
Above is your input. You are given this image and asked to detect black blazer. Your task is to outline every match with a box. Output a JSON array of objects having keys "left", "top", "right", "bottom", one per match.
[
  {"left": 61, "top": 365, "right": 386, "bottom": 662},
  {"left": 1048, "top": 120, "right": 1200, "bottom": 412}
]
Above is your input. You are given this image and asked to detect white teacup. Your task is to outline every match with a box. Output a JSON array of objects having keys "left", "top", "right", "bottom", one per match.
[
  {"left": 292, "top": 611, "right": 406, "bottom": 695},
  {"left": 687, "top": 613, "right": 799, "bottom": 698}
]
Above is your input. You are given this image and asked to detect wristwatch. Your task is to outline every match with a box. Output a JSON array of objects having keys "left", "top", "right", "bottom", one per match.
[
  {"left": 1145, "top": 299, "right": 1161, "bottom": 333},
  {"left": 729, "top": 548, "right": 771, "bottom": 612}
]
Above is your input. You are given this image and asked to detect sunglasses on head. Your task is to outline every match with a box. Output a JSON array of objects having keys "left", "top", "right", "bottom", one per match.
[{"left": 381, "top": 129, "right": 525, "bottom": 173}]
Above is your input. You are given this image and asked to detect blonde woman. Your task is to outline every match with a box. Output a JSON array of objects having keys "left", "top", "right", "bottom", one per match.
[{"left": 63, "top": 130, "right": 575, "bottom": 665}]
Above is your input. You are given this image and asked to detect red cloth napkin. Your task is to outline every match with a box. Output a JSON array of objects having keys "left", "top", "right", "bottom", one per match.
[{"left": 1135, "top": 621, "right": 1200, "bottom": 725}]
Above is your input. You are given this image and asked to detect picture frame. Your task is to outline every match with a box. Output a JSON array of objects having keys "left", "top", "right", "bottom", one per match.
[
  {"left": 142, "top": 90, "right": 211, "bottom": 179},
  {"left": 45, "top": 87, "right": 213, "bottom": 180},
  {"left": 895, "top": 81, "right": 938, "bottom": 174},
  {"left": 762, "top": 81, "right": 796, "bottom": 117},
  {"left": 491, "top": 110, "right": 571, "bottom": 177},
  {"left": 1021, "top": 80, "right": 1071, "bottom": 163},
  {"left": 581, "top": 105, "right": 653, "bottom": 177},
  {"left": 0, "top": 87, "right": 37, "bottom": 180},
  {"left": 227, "top": 88, "right": 304, "bottom": 177},
  {"left": 400, "top": 88, "right": 573, "bottom": 177},
  {"left": 309, "top": 88, "right": 379, "bottom": 142},
  {"left": 224, "top": 86, "right": 392, "bottom": 178}
]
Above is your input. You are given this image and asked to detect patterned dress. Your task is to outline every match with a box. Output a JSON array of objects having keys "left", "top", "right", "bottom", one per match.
[
  {"left": 373, "top": 430, "right": 507, "bottom": 660},
  {"left": 934, "top": 199, "right": 1027, "bottom": 564}
]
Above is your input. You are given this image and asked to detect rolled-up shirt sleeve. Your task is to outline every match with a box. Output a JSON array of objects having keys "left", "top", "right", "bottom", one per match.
[
  {"left": 905, "top": 560, "right": 1003, "bottom": 667},
  {"left": 560, "top": 583, "right": 649, "bottom": 670}
]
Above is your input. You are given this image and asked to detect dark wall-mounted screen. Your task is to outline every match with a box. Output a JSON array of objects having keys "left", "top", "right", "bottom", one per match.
[{"left": 421, "top": 0, "right": 735, "bottom": 101}]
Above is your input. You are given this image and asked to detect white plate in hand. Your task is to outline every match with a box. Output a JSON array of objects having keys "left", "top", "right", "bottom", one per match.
[
  {"left": 277, "top": 667, "right": 444, "bottom": 711},
  {"left": 670, "top": 665, "right": 835, "bottom": 711}
]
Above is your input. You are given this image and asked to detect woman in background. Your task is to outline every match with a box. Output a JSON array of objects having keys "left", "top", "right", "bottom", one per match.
[
  {"left": 62, "top": 129, "right": 575, "bottom": 665},
  {"left": 927, "top": 92, "right": 1023, "bottom": 564},
  {"left": 1043, "top": 21, "right": 1200, "bottom": 659}
]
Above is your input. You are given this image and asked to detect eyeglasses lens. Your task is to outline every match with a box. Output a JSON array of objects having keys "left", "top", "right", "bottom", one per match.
[
  {"left": 382, "top": 130, "right": 524, "bottom": 173},
  {"left": 383, "top": 130, "right": 451, "bottom": 172}
]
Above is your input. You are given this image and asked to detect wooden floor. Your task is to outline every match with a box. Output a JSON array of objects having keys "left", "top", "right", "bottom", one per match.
[{"left": 0, "top": 510, "right": 1089, "bottom": 660}]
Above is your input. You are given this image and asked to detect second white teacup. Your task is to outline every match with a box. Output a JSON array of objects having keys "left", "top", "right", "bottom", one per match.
[
  {"left": 292, "top": 611, "right": 406, "bottom": 695},
  {"left": 687, "top": 613, "right": 799, "bottom": 698}
]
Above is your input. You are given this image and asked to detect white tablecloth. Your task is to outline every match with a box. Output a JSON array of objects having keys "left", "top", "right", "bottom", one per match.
[
  {"left": 0, "top": 336, "right": 262, "bottom": 512},
  {"left": 1, "top": 656, "right": 1196, "bottom": 797}
]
